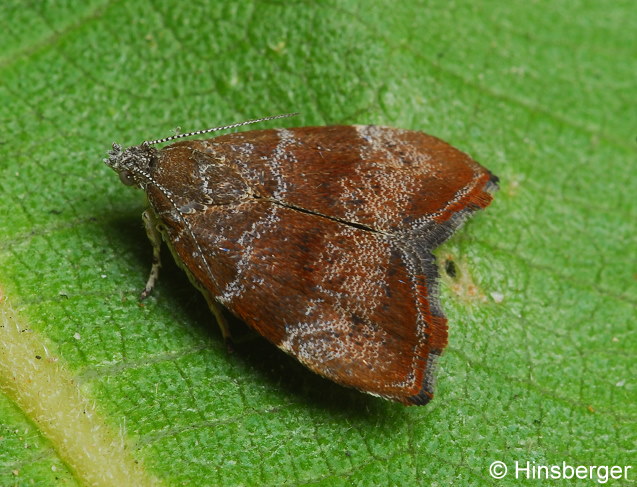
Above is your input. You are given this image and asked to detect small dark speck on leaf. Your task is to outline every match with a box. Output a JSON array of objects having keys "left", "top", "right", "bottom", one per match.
[{"left": 445, "top": 259, "right": 457, "bottom": 278}]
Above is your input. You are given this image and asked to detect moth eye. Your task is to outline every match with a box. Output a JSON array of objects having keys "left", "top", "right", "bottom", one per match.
[{"left": 118, "top": 170, "right": 135, "bottom": 186}]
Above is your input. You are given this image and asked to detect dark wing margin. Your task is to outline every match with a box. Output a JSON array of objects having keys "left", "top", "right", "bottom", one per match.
[{"left": 398, "top": 169, "right": 499, "bottom": 404}]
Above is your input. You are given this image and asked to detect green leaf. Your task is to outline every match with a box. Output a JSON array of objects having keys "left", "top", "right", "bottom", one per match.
[{"left": 1, "top": 1, "right": 634, "bottom": 485}]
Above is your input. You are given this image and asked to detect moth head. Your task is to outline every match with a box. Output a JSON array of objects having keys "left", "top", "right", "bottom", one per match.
[{"left": 104, "top": 143, "right": 156, "bottom": 188}]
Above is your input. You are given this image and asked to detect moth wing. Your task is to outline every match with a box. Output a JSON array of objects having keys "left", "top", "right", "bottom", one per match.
[
  {"left": 191, "top": 125, "right": 497, "bottom": 235},
  {"left": 144, "top": 128, "right": 498, "bottom": 404},
  {"left": 177, "top": 200, "right": 448, "bottom": 404}
]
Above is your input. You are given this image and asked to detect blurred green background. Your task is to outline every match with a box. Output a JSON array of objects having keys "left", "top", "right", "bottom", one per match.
[{"left": 0, "top": 1, "right": 634, "bottom": 485}]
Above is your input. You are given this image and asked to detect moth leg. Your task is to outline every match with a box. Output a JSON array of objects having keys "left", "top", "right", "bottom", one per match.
[
  {"left": 204, "top": 294, "right": 233, "bottom": 344},
  {"left": 140, "top": 209, "right": 162, "bottom": 300}
]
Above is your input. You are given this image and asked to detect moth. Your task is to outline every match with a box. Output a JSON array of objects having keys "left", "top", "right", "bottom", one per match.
[{"left": 104, "top": 114, "right": 498, "bottom": 405}]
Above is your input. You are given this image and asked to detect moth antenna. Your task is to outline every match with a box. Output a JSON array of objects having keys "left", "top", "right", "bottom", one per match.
[{"left": 142, "top": 112, "right": 299, "bottom": 146}]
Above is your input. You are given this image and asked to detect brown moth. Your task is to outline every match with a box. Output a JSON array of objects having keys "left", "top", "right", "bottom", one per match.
[{"left": 104, "top": 114, "right": 498, "bottom": 405}]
